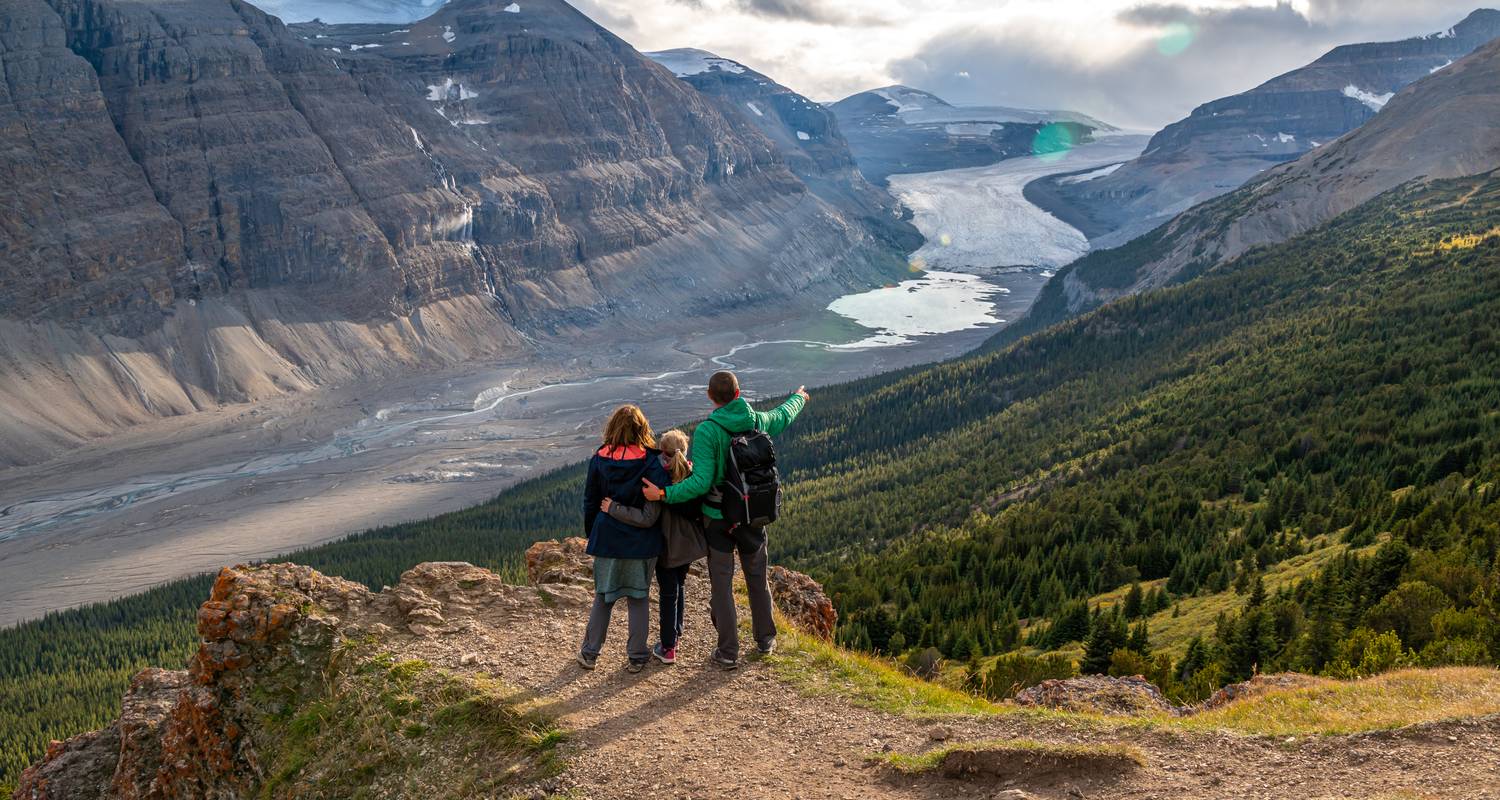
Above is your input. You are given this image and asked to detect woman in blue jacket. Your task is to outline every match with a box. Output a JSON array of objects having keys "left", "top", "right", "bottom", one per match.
[{"left": 579, "top": 404, "right": 669, "bottom": 672}]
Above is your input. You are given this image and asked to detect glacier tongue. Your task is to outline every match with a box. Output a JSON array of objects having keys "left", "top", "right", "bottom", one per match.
[{"left": 888, "top": 137, "right": 1147, "bottom": 271}]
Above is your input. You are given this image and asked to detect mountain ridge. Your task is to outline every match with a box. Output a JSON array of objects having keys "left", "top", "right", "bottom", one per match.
[
  {"left": 1023, "top": 28, "right": 1500, "bottom": 330},
  {"left": 1038, "top": 8, "right": 1500, "bottom": 248}
]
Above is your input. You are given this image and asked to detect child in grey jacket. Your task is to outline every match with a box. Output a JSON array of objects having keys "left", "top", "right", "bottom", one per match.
[{"left": 604, "top": 430, "right": 707, "bottom": 664}]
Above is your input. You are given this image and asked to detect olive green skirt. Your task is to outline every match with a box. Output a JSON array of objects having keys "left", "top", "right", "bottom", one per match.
[{"left": 593, "top": 556, "right": 657, "bottom": 603}]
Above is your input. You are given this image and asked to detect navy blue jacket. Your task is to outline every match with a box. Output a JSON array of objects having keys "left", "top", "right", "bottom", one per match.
[{"left": 583, "top": 445, "right": 669, "bottom": 559}]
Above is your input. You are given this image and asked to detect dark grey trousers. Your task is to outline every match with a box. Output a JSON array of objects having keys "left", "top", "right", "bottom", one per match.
[
  {"left": 706, "top": 520, "right": 777, "bottom": 661},
  {"left": 580, "top": 593, "right": 650, "bottom": 662}
]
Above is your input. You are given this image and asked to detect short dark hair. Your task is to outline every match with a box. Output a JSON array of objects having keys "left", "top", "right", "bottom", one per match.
[{"left": 708, "top": 370, "right": 739, "bottom": 405}]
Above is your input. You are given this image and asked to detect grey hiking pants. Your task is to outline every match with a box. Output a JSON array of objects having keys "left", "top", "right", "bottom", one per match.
[
  {"left": 580, "top": 593, "right": 650, "bottom": 662},
  {"left": 706, "top": 519, "right": 777, "bottom": 661}
]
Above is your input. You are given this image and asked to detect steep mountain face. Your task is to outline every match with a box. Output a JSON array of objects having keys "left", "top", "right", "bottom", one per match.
[
  {"left": 645, "top": 49, "right": 920, "bottom": 252},
  {"left": 828, "top": 84, "right": 1111, "bottom": 184},
  {"left": 0, "top": 0, "right": 906, "bottom": 467},
  {"left": 1041, "top": 8, "right": 1500, "bottom": 247},
  {"left": 1025, "top": 32, "right": 1500, "bottom": 328}
]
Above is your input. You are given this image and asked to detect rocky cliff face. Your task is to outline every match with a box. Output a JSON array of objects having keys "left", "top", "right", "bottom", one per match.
[
  {"left": 828, "top": 85, "right": 1109, "bottom": 185},
  {"left": 13, "top": 551, "right": 838, "bottom": 797},
  {"left": 1027, "top": 34, "right": 1500, "bottom": 324},
  {"left": 644, "top": 49, "right": 920, "bottom": 253},
  {"left": 0, "top": 0, "right": 907, "bottom": 467},
  {"left": 1045, "top": 8, "right": 1500, "bottom": 247}
]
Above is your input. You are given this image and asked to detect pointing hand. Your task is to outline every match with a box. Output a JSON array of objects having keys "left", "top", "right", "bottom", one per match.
[
  {"left": 795, "top": 385, "right": 810, "bottom": 402},
  {"left": 642, "top": 479, "right": 665, "bottom": 502}
]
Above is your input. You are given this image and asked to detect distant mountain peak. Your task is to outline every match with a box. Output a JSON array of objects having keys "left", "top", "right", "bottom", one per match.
[
  {"left": 644, "top": 48, "right": 750, "bottom": 78},
  {"left": 866, "top": 85, "right": 953, "bottom": 113},
  {"left": 1446, "top": 7, "right": 1500, "bottom": 36}
]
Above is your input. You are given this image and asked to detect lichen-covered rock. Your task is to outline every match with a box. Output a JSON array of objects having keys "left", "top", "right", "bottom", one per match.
[
  {"left": 526, "top": 538, "right": 593, "bottom": 586},
  {"left": 12, "top": 725, "right": 121, "bottom": 800},
  {"left": 13, "top": 559, "right": 603, "bottom": 798},
  {"left": 1012, "top": 675, "right": 1183, "bottom": 716},
  {"left": 14, "top": 563, "right": 364, "bottom": 799},
  {"left": 110, "top": 669, "right": 191, "bottom": 799},
  {"left": 768, "top": 565, "right": 837, "bottom": 640}
]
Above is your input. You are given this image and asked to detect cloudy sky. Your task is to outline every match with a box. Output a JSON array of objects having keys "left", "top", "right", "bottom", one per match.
[{"left": 575, "top": 0, "right": 1486, "bottom": 130}]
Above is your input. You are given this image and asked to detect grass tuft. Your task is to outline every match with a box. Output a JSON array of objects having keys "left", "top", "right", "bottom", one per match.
[
  {"left": 1171, "top": 667, "right": 1500, "bottom": 736},
  {"left": 879, "top": 738, "right": 1146, "bottom": 775}
]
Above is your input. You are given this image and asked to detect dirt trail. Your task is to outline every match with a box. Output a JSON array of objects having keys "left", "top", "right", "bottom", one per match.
[{"left": 386, "top": 573, "right": 1500, "bottom": 800}]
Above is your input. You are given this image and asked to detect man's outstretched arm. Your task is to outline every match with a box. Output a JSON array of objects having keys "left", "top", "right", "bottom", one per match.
[{"left": 755, "top": 386, "right": 809, "bottom": 436}]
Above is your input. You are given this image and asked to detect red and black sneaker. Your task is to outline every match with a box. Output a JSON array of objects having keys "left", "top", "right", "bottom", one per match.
[{"left": 652, "top": 643, "right": 677, "bottom": 665}]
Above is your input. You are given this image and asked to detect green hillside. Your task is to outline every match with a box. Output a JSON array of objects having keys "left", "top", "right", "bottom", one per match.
[{"left": 3, "top": 173, "right": 1499, "bottom": 790}]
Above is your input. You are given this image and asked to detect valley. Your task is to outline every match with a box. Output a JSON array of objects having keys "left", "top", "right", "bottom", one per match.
[{"left": 0, "top": 139, "right": 1127, "bottom": 625}]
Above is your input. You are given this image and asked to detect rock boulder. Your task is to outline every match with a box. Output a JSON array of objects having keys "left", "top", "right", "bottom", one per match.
[
  {"left": 1012, "top": 675, "right": 1183, "bottom": 716},
  {"left": 768, "top": 565, "right": 838, "bottom": 640}
]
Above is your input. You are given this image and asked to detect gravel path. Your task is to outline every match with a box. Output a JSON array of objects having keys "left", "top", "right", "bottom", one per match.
[{"left": 392, "top": 573, "right": 1500, "bottom": 800}]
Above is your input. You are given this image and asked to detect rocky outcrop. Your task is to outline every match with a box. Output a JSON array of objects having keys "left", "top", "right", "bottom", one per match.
[
  {"left": 829, "top": 85, "right": 1108, "bottom": 185},
  {"left": 525, "top": 536, "right": 593, "bottom": 587},
  {"left": 768, "top": 565, "right": 837, "bottom": 640},
  {"left": 15, "top": 563, "right": 367, "bottom": 798},
  {"left": 0, "top": 0, "right": 910, "bottom": 468},
  {"left": 1045, "top": 9, "right": 1500, "bottom": 247},
  {"left": 1012, "top": 675, "right": 1182, "bottom": 716}
]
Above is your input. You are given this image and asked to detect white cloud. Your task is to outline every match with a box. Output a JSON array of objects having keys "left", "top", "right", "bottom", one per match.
[{"left": 271, "top": 0, "right": 1490, "bottom": 129}]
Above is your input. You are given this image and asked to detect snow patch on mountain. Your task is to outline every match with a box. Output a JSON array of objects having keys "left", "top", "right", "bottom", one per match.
[
  {"left": 943, "top": 122, "right": 1004, "bottom": 136},
  {"left": 1343, "top": 85, "right": 1394, "bottom": 112},
  {"left": 745, "top": 101, "right": 764, "bottom": 117},
  {"left": 644, "top": 48, "right": 747, "bottom": 78},
  {"left": 872, "top": 86, "right": 942, "bottom": 114},
  {"left": 426, "top": 77, "right": 478, "bottom": 102},
  {"left": 257, "top": 0, "right": 448, "bottom": 24}
]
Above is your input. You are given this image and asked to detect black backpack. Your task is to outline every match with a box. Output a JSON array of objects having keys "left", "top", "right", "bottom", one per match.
[{"left": 706, "top": 419, "right": 781, "bottom": 527}]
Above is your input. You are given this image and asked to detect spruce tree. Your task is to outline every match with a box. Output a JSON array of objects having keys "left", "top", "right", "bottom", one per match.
[{"left": 1083, "top": 609, "right": 1129, "bottom": 674}]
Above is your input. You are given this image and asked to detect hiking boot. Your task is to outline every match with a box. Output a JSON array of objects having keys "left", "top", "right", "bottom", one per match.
[
  {"left": 626, "top": 658, "right": 648, "bottom": 674},
  {"left": 652, "top": 643, "right": 677, "bottom": 665},
  {"left": 577, "top": 652, "right": 598, "bottom": 670},
  {"left": 712, "top": 652, "right": 739, "bottom": 671},
  {"left": 757, "top": 638, "right": 777, "bottom": 656}
]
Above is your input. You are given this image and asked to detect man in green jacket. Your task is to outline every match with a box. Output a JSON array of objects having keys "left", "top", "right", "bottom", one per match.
[{"left": 643, "top": 370, "right": 808, "bottom": 668}]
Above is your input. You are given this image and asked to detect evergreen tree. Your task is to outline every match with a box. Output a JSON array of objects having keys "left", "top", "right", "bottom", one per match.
[
  {"left": 1083, "top": 609, "right": 1130, "bottom": 674},
  {"left": 1123, "top": 582, "right": 1144, "bottom": 618},
  {"left": 1127, "top": 620, "right": 1151, "bottom": 655}
]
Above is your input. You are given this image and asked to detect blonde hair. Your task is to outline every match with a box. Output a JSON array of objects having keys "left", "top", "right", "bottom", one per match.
[
  {"left": 602, "top": 405, "right": 655, "bottom": 450},
  {"left": 659, "top": 430, "right": 692, "bottom": 482}
]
